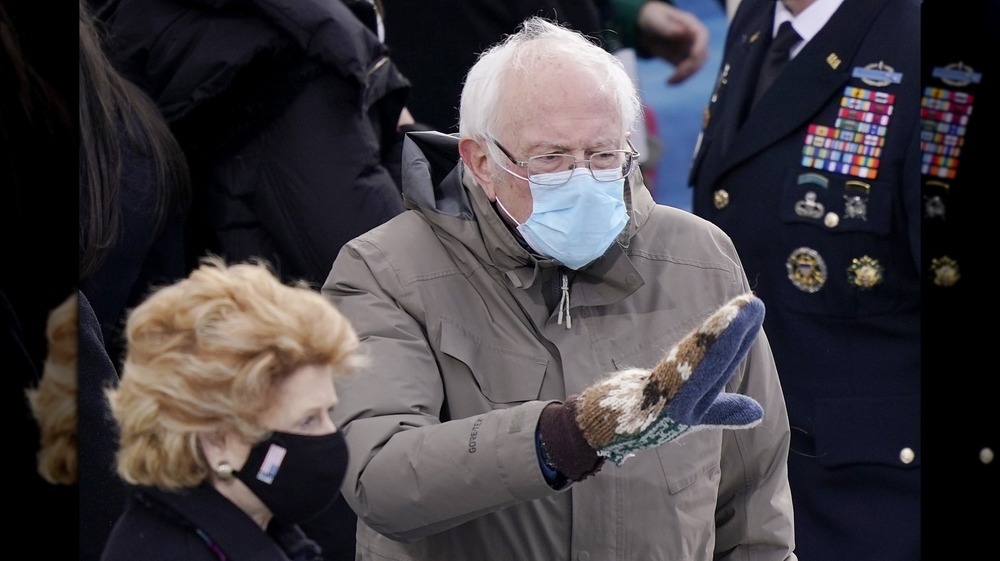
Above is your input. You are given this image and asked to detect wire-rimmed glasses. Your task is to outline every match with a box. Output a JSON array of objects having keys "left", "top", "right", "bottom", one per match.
[{"left": 490, "top": 137, "right": 640, "bottom": 186}]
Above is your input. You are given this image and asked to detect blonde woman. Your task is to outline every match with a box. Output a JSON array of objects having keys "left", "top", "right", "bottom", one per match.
[{"left": 101, "top": 257, "right": 363, "bottom": 561}]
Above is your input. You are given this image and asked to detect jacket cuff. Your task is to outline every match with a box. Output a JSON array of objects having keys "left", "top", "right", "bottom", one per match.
[
  {"left": 608, "top": 0, "right": 651, "bottom": 49},
  {"left": 537, "top": 397, "right": 604, "bottom": 482}
]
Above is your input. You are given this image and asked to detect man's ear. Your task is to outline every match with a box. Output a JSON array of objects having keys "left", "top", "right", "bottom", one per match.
[{"left": 459, "top": 137, "right": 497, "bottom": 200}]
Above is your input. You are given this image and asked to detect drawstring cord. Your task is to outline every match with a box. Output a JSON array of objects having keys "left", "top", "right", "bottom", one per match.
[{"left": 557, "top": 273, "right": 571, "bottom": 329}]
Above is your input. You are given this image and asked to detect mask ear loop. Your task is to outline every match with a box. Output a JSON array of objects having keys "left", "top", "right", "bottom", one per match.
[{"left": 495, "top": 196, "right": 522, "bottom": 226}]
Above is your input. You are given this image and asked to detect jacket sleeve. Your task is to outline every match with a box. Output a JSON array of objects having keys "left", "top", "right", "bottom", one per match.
[
  {"left": 321, "top": 233, "right": 560, "bottom": 541},
  {"left": 714, "top": 328, "right": 798, "bottom": 560},
  {"left": 603, "top": 0, "right": 676, "bottom": 54}
]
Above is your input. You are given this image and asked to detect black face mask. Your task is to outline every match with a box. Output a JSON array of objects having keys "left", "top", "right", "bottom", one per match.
[{"left": 235, "top": 430, "right": 349, "bottom": 525}]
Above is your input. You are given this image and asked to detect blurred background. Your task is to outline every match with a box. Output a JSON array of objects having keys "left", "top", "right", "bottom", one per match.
[{"left": 637, "top": 0, "right": 728, "bottom": 211}]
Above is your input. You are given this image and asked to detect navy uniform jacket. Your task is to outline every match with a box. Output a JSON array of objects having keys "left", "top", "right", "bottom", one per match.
[{"left": 688, "top": 1, "right": 920, "bottom": 560}]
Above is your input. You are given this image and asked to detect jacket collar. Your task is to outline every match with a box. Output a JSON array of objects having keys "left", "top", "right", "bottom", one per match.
[
  {"left": 712, "top": 0, "right": 893, "bottom": 178},
  {"left": 138, "top": 483, "right": 318, "bottom": 561}
]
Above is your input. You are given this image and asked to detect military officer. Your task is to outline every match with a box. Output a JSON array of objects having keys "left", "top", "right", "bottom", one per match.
[{"left": 687, "top": 1, "right": 921, "bottom": 560}]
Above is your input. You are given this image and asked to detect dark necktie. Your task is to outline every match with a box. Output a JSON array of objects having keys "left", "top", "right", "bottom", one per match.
[{"left": 751, "top": 21, "right": 801, "bottom": 106}]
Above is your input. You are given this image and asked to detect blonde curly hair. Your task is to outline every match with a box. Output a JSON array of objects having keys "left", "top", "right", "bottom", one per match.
[
  {"left": 25, "top": 292, "right": 79, "bottom": 485},
  {"left": 106, "top": 256, "right": 363, "bottom": 490}
]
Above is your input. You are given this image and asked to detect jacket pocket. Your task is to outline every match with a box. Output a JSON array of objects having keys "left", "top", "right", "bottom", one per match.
[
  {"left": 813, "top": 395, "right": 920, "bottom": 468},
  {"left": 440, "top": 319, "right": 547, "bottom": 405},
  {"left": 658, "top": 438, "right": 722, "bottom": 494}
]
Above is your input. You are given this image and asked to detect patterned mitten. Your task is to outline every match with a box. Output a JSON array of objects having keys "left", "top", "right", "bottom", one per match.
[{"left": 574, "top": 293, "right": 766, "bottom": 465}]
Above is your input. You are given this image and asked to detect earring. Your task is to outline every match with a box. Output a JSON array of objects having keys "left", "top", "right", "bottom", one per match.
[{"left": 215, "top": 462, "right": 235, "bottom": 480}]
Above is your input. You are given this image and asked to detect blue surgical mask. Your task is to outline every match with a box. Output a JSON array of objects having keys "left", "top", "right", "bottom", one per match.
[{"left": 498, "top": 168, "right": 628, "bottom": 270}]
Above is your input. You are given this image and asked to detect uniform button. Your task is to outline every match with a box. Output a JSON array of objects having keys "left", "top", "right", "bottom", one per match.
[
  {"left": 823, "top": 212, "right": 840, "bottom": 228},
  {"left": 713, "top": 189, "right": 730, "bottom": 209},
  {"left": 899, "top": 447, "right": 915, "bottom": 464},
  {"left": 981, "top": 447, "right": 995, "bottom": 465},
  {"left": 578, "top": 552, "right": 590, "bottom": 561}
]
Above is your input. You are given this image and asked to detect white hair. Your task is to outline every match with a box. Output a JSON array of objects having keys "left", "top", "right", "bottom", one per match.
[{"left": 458, "top": 16, "right": 642, "bottom": 145}]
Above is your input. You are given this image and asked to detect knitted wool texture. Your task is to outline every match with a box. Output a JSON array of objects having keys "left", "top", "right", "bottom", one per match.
[{"left": 575, "top": 293, "right": 766, "bottom": 465}]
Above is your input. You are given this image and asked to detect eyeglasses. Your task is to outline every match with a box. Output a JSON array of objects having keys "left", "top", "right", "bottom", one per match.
[{"left": 490, "top": 137, "right": 640, "bottom": 186}]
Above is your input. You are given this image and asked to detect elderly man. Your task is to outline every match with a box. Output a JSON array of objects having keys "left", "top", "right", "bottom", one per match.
[{"left": 322, "top": 16, "right": 797, "bottom": 561}]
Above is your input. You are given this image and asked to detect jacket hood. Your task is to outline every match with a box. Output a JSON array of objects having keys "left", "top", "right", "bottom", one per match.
[{"left": 400, "top": 131, "right": 657, "bottom": 277}]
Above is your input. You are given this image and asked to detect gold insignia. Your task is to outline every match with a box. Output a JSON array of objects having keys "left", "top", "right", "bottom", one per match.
[
  {"left": 713, "top": 189, "right": 730, "bottom": 209},
  {"left": 930, "top": 256, "right": 960, "bottom": 287},
  {"left": 787, "top": 247, "right": 827, "bottom": 293},
  {"left": 845, "top": 180, "right": 871, "bottom": 195},
  {"left": 847, "top": 255, "right": 883, "bottom": 289},
  {"left": 826, "top": 53, "right": 842, "bottom": 70},
  {"left": 749, "top": 31, "right": 762, "bottom": 44}
]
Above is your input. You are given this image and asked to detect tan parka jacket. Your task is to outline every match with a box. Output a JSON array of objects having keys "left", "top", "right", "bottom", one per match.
[{"left": 322, "top": 131, "right": 797, "bottom": 561}]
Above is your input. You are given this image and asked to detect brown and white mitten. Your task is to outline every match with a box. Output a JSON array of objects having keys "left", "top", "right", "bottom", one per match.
[{"left": 575, "top": 293, "right": 766, "bottom": 465}]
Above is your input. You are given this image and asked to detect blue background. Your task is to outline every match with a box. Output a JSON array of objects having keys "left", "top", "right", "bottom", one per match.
[{"left": 637, "top": 0, "right": 729, "bottom": 211}]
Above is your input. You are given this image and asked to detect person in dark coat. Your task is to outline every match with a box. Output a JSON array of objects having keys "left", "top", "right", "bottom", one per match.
[
  {"left": 103, "top": 0, "right": 413, "bottom": 288},
  {"left": 79, "top": 0, "right": 191, "bottom": 371},
  {"left": 687, "top": 1, "right": 920, "bottom": 559},
  {"left": 78, "top": 0, "right": 194, "bottom": 554},
  {"left": 77, "top": 290, "right": 130, "bottom": 561},
  {"left": 100, "top": 258, "right": 364, "bottom": 561}
]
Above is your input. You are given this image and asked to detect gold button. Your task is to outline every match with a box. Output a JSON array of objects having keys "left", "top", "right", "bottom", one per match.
[
  {"left": 931, "top": 256, "right": 960, "bottom": 288},
  {"left": 899, "top": 447, "right": 915, "bottom": 464},
  {"left": 713, "top": 189, "right": 730, "bottom": 209},
  {"left": 823, "top": 212, "right": 840, "bottom": 228}
]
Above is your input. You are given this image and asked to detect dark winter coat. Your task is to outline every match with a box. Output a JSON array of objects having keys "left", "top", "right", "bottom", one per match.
[
  {"left": 107, "top": 0, "right": 412, "bottom": 286},
  {"left": 101, "top": 483, "right": 324, "bottom": 561}
]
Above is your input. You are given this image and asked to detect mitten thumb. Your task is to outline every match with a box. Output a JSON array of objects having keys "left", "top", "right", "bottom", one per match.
[
  {"left": 664, "top": 293, "right": 765, "bottom": 425},
  {"left": 696, "top": 393, "right": 763, "bottom": 429}
]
